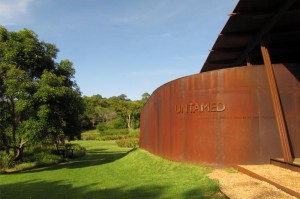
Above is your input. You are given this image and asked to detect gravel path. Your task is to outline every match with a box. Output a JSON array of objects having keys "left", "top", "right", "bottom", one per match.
[
  {"left": 208, "top": 167, "right": 297, "bottom": 199},
  {"left": 241, "top": 164, "right": 300, "bottom": 193}
]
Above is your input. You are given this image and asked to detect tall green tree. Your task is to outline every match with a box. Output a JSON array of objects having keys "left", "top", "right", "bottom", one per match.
[{"left": 0, "top": 27, "right": 84, "bottom": 160}]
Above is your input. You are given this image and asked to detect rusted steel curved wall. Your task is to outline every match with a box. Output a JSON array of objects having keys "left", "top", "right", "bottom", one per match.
[{"left": 140, "top": 64, "right": 300, "bottom": 167}]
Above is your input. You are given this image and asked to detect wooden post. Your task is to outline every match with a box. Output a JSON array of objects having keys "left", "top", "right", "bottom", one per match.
[{"left": 260, "top": 42, "right": 293, "bottom": 163}]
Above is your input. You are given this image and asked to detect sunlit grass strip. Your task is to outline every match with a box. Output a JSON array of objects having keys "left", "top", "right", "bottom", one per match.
[{"left": 0, "top": 141, "right": 224, "bottom": 199}]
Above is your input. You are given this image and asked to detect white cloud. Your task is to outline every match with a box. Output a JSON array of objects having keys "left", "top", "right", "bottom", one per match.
[{"left": 0, "top": 0, "right": 34, "bottom": 25}]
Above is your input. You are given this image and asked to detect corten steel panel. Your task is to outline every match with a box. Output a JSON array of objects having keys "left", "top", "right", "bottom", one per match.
[
  {"left": 140, "top": 64, "right": 300, "bottom": 167},
  {"left": 274, "top": 64, "right": 300, "bottom": 158}
]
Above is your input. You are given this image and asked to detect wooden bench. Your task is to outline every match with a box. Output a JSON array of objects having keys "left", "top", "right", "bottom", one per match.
[{"left": 56, "top": 144, "right": 74, "bottom": 158}]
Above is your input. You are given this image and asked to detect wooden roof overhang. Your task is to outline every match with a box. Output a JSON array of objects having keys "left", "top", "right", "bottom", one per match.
[{"left": 201, "top": 0, "right": 300, "bottom": 72}]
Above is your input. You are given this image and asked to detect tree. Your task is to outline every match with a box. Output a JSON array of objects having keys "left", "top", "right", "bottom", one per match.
[
  {"left": 106, "top": 97, "right": 139, "bottom": 130},
  {"left": 0, "top": 27, "right": 84, "bottom": 160},
  {"left": 34, "top": 69, "right": 84, "bottom": 141},
  {"left": 0, "top": 27, "right": 57, "bottom": 78},
  {"left": 82, "top": 92, "right": 151, "bottom": 131},
  {"left": 0, "top": 65, "right": 35, "bottom": 159},
  {"left": 109, "top": 94, "right": 130, "bottom": 101},
  {"left": 142, "top": 92, "right": 150, "bottom": 101}
]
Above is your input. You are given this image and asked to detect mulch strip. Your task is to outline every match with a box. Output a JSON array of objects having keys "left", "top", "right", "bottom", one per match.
[
  {"left": 236, "top": 164, "right": 300, "bottom": 198},
  {"left": 208, "top": 165, "right": 299, "bottom": 199}
]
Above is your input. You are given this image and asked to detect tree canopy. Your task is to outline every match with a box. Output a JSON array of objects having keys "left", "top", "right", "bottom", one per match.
[
  {"left": 82, "top": 93, "right": 150, "bottom": 131},
  {"left": 0, "top": 27, "right": 84, "bottom": 160}
]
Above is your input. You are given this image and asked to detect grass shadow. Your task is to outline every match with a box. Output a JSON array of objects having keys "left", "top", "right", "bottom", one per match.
[
  {"left": 0, "top": 179, "right": 223, "bottom": 199},
  {"left": 0, "top": 180, "right": 168, "bottom": 199}
]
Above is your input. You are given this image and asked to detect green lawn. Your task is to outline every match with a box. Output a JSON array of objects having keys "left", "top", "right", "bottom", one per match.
[{"left": 0, "top": 141, "right": 223, "bottom": 199}]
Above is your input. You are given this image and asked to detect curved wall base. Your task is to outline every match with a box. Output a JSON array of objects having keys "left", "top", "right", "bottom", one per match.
[{"left": 140, "top": 64, "right": 300, "bottom": 167}]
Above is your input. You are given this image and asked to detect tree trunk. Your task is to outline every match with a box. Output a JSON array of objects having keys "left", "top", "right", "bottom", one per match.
[
  {"left": 9, "top": 98, "right": 18, "bottom": 157},
  {"left": 127, "top": 114, "right": 131, "bottom": 129},
  {"left": 13, "top": 139, "right": 26, "bottom": 161},
  {"left": 10, "top": 98, "right": 16, "bottom": 144}
]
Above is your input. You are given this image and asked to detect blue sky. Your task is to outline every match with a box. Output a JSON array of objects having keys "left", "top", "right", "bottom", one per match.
[{"left": 1, "top": 0, "right": 238, "bottom": 100}]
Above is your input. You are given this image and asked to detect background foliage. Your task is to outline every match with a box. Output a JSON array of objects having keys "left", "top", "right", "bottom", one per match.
[{"left": 82, "top": 93, "right": 150, "bottom": 131}]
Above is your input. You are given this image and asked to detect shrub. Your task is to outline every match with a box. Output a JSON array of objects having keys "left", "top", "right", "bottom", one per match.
[
  {"left": 100, "top": 134, "right": 127, "bottom": 141},
  {"left": 111, "top": 116, "right": 126, "bottom": 129},
  {"left": 116, "top": 138, "right": 139, "bottom": 148},
  {"left": 0, "top": 151, "right": 14, "bottom": 170},
  {"left": 33, "top": 152, "right": 62, "bottom": 165},
  {"left": 12, "top": 162, "right": 38, "bottom": 172},
  {"left": 23, "top": 143, "right": 86, "bottom": 164},
  {"left": 128, "top": 129, "right": 140, "bottom": 137},
  {"left": 81, "top": 129, "right": 139, "bottom": 141},
  {"left": 100, "top": 129, "right": 129, "bottom": 136},
  {"left": 70, "top": 143, "right": 86, "bottom": 158},
  {"left": 81, "top": 133, "right": 101, "bottom": 140},
  {"left": 1, "top": 143, "right": 86, "bottom": 172},
  {"left": 99, "top": 129, "right": 139, "bottom": 141},
  {"left": 96, "top": 122, "right": 108, "bottom": 132},
  {"left": 23, "top": 145, "right": 56, "bottom": 163}
]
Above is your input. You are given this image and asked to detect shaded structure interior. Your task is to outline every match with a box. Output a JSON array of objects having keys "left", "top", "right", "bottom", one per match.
[{"left": 202, "top": 0, "right": 300, "bottom": 73}]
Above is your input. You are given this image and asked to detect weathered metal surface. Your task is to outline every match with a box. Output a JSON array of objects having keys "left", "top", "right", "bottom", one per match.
[
  {"left": 261, "top": 43, "right": 292, "bottom": 163},
  {"left": 274, "top": 64, "right": 300, "bottom": 158},
  {"left": 140, "top": 64, "right": 300, "bottom": 167}
]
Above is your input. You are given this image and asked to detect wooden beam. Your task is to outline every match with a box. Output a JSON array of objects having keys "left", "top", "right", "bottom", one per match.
[{"left": 260, "top": 42, "right": 293, "bottom": 163}]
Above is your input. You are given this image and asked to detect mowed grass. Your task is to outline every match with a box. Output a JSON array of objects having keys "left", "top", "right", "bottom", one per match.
[{"left": 0, "top": 141, "right": 222, "bottom": 199}]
